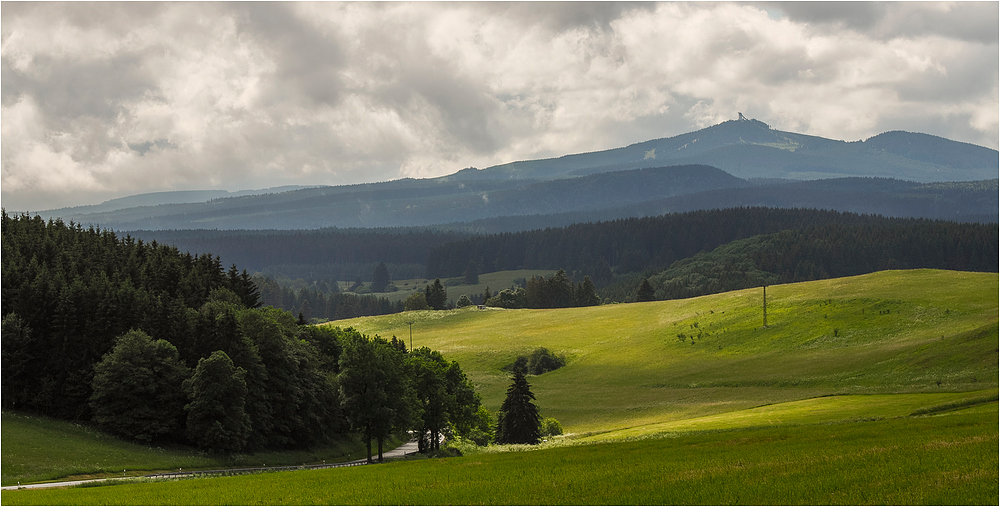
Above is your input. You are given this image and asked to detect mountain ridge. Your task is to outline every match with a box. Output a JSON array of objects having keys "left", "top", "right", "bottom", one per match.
[
  {"left": 20, "top": 117, "right": 998, "bottom": 230},
  {"left": 453, "top": 116, "right": 997, "bottom": 182}
]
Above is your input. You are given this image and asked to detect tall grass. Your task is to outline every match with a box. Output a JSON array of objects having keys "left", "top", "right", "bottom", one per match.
[{"left": 5, "top": 406, "right": 996, "bottom": 505}]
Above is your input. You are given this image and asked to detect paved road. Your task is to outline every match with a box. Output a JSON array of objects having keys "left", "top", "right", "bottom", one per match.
[{"left": 1, "top": 439, "right": 420, "bottom": 491}]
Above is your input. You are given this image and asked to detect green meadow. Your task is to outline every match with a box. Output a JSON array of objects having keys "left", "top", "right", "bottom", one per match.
[
  {"left": 4, "top": 406, "right": 996, "bottom": 505},
  {"left": 2, "top": 269, "right": 996, "bottom": 504},
  {"left": 0, "top": 412, "right": 386, "bottom": 486},
  {"left": 329, "top": 269, "right": 998, "bottom": 433}
]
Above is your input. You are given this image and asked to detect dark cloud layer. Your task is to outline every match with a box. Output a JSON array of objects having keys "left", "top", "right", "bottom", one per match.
[{"left": 2, "top": 2, "right": 996, "bottom": 210}]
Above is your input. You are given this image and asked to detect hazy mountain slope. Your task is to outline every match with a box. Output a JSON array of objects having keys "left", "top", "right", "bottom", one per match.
[
  {"left": 625, "top": 178, "right": 999, "bottom": 223},
  {"left": 51, "top": 165, "right": 748, "bottom": 230},
  {"left": 29, "top": 186, "right": 319, "bottom": 217},
  {"left": 26, "top": 117, "right": 997, "bottom": 231},
  {"left": 429, "top": 178, "right": 998, "bottom": 234},
  {"left": 456, "top": 117, "right": 998, "bottom": 182}
]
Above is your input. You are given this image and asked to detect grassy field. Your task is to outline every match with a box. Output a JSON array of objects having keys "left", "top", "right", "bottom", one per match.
[
  {"left": 327, "top": 269, "right": 998, "bottom": 433},
  {"left": 0, "top": 412, "right": 390, "bottom": 486},
  {"left": 2, "top": 269, "right": 995, "bottom": 504},
  {"left": 4, "top": 405, "right": 996, "bottom": 505},
  {"left": 342, "top": 269, "right": 555, "bottom": 304}
]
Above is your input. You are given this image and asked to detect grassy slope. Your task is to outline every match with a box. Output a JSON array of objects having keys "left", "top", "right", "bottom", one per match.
[
  {"left": 327, "top": 269, "right": 998, "bottom": 433},
  {"left": 5, "top": 406, "right": 996, "bottom": 505},
  {"left": 0, "top": 412, "right": 384, "bottom": 486},
  {"left": 2, "top": 269, "right": 996, "bottom": 504}
]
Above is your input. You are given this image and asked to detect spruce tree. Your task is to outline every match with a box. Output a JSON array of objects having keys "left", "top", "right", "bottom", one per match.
[
  {"left": 495, "top": 365, "right": 540, "bottom": 445},
  {"left": 426, "top": 279, "right": 447, "bottom": 310},
  {"left": 637, "top": 278, "right": 656, "bottom": 302},
  {"left": 372, "top": 262, "right": 390, "bottom": 293}
]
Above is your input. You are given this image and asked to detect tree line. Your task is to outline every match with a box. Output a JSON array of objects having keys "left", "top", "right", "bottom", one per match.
[
  {"left": 638, "top": 220, "right": 998, "bottom": 302},
  {"left": 130, "top": 227, "right": 469, "bottom": 282},
  {"left": 252, "top": 274, "right": 404, "bottom": 322},
  {"left": 425, "top": 207, "right": 999, "bottom": 287},
  {"left": 1, "top": 212, "right": 484, "bottom": 458}
]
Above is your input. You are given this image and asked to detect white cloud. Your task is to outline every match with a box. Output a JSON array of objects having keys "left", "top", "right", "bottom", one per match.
[{"left": 1, "top": 2, "right": 996, "bottom": 210}]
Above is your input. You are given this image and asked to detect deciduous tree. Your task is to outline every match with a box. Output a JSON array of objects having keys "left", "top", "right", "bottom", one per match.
[
  {"left": 89, "top": 330, "right": 190, "bottom": 443},
  {"left": 184, "top": 350, "right": 251, "bottom": 453}
]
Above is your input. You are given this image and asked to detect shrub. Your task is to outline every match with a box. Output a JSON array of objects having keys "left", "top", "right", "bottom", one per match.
[
  {"left": 404, "top": 292, "right": 430, "bottom": 311},
  {"left": 526, "top": 347, "right": 566, "bottom": 375},
  {"left": 456, "top": 294, "right": 474, "bottom": 308},
  {"left": 541, "top": 417, "right": 563, "bottom": 437},
  {"left": 503, "top": 347, "right": 567, "bottom": 375}
]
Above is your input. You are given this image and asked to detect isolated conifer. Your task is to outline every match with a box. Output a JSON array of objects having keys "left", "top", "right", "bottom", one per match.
[
  {"left": 495, "top": 365, "right": 541, "bottom": 445},
  {"left": 426, "top": 279, "right": 447, "bottom": 310}
]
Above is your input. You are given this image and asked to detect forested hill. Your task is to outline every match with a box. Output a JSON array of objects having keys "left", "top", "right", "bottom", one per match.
[
  {"left": 425, "top": 208, "right": 998, "bottom": 286},
  {"left": 611, "top": 220, "right": 999, "bottom": 303},
  {"left": 1, "top": 212, "right": 259, "bottom": 420},
  {"left": 130, "top": 227, "right": 471, "bottom": 282},
  {"left": 0, "top": 212, "right": 484, "bottom": 458}
]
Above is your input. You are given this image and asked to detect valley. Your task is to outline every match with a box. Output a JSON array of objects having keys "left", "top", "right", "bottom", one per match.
[{"left": 4, "top": 269, "right": 995, "bottom": 504}]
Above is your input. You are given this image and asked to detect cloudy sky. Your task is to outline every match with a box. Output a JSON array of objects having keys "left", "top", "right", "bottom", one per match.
[{"left": 2, "top": 2, "right": 997, "bottom": 211}]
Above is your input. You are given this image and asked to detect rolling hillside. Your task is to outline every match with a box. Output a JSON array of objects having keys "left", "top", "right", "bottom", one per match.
[
  {"left": 2, "top": 269, "right": 995, "bottom": 503},
  {"left": 325, "top": 270, "right": 998, "bottom": 434}
]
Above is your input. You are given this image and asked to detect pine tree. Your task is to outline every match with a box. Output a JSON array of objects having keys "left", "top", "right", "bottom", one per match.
[
  {"left": 463, "top": 260, "right": 479, "bottom": 285},
  {"left": 574, "top": 276, "right": 600, "bottom": 307},
  {"left": 372, "top": 262, "right": 390, "bottom": 293},
  {"left": 426, "top": 279, "right": 447, "bottom": 310},
  {"left": 637, "top": 278, "right": 656, "bottom": 302},
  {"left": 495, "top": 365, "right": 540, "bottom": 445}
]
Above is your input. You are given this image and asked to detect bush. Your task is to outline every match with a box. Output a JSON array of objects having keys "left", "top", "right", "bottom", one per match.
[
  {"left": 426, "top": 447, "right": 463, "bottom": 458},
  {"left": 541, "top": 417, "right": 563, "bottom": 437},
  {"left": 456, "top": 294, "right": 474, "bottom": 308},
  {"left": 503, "top": 347, "right": 567, "bottom": 375},
  {"left": 465, "top": 427, "right": 492, "bottom": 446},
  {"left": 485, "top": 288, "right": 528, "bottom": 309},
  {"left": 404, "top": 292, "right": 430, "bottom": 311},
  {"left": 527, "top": 347, "right": 566, "bottom": 375}
]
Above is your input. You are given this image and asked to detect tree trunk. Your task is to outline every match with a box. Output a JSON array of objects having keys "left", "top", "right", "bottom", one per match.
[
  {"left": 377, "top": 436, "right": 384, "bottom": 463},
  {"left": 365, "top": 427, "right": 373, "bottom": 464}
]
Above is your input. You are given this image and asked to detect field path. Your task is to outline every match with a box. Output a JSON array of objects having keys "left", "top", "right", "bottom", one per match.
[{"left": 1, "top": 439, "right": 419, "bottom": 491}]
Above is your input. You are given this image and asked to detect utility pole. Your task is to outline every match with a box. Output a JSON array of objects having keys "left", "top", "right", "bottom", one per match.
[
  {"left": 406, "top": 321, "right": 414, "bottom": 352},
  {"left": 763, "top": 285, "right": 768, "bottom": 328}
]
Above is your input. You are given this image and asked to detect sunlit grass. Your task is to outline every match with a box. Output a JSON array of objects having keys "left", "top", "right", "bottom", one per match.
[
  {"left": 578, "top": 390, "right": 999, "bottom": 441},
  {"left": 4, "top": 269, "right": 995, "bottom": 503},
  {"left": 327, "top": 270, "right": 998, "bottom": 433},
  {"left": 5, "top": 406, "right": 996, "bottom": 505}
]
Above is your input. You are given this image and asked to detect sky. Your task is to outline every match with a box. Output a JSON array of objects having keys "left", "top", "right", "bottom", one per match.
[{"left": 2, "top": 1, "right": 997, "bottom": 211}]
